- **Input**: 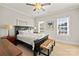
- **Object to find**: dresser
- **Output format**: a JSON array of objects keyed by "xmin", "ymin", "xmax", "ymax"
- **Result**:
[
  {"xmin": 0, "ymin": 39, "xmax": 22, "ymax": 56},
  {"xmin": 1, "ymin": 36, "xmax": 16, "ymax": 45}
]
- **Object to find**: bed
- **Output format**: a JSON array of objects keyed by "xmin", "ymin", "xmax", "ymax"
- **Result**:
[{"xmin": 15, "ymin": 26, "xmax": 49, "ymax": 56}]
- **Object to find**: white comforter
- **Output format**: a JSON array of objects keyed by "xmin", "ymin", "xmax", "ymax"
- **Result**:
[{"xmin": 17, "ymin": 33, "xmax": 48, "ymax": 50}]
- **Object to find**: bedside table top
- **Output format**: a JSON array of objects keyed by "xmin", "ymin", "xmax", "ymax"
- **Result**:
[{"xmin": 0, "ymin": 39, "xmax": 22, "ymax": 56}]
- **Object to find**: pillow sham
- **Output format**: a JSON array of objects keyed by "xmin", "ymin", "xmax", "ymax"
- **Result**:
[{"xmin": 18, "ymin": 30, "xmax": 34, "ymax": 34}]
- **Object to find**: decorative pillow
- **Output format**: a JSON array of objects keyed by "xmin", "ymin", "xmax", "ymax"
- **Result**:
[
  {"xmin": 18, "ymin": 29, "xmax": 34, "ymax": 35},
  {"xmin": 18, "ymin": 30, "xmax": 28, "ymax": 34}
]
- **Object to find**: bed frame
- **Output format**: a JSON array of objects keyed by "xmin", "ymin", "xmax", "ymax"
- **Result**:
[{"xmin": 15, "ymin": 26, "xmax": 48, "ymax": 56}]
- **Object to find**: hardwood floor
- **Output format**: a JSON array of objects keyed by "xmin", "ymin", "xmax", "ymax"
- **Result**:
[
  {"xmin": 17, "ymin": 41, "xmax": 79, "ymax": 56},
  {"xmin": 17, "ymin": 44, "xmax": 33, "ymax": 56},
  {"xmin": 51, "ymin": 41, "xmax": 79, "ymax": 56}
]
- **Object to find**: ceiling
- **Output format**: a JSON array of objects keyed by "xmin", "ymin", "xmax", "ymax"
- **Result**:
[{"xmin": 0, "ymin": 3, "xmax": 79, "ymax": 18}]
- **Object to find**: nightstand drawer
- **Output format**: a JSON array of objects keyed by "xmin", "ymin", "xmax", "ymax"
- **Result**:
[{"xmin": 7, "ymin": 37, "xmax": 16, "ymax": 44}]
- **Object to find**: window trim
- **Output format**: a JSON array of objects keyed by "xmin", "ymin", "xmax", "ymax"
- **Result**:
[{"xmin": 57, "ymin": 16, "xmax": 69, "ymax": 35}]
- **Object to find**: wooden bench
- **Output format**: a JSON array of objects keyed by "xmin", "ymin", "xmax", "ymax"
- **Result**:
[{"xmin": 39, "ymin": 39, "xmax": 55, "ymax": 56}]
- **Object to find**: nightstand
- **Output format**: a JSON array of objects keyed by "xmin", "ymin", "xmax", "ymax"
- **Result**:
[{"xmin": 1, "ymin": 36, "xmax": 16, "ymax": 45}]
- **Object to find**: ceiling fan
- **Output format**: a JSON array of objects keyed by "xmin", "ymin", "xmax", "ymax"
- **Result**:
[{"xmin": 26, "ymin": 3, "xmax": 51, "ymax": 11}]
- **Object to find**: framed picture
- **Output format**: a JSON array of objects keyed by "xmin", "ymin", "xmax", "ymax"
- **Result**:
[
  {"xmin": 48, "ymin": 20, "xmax": 54, "ymax": 29},
  {"xmin": 16, "ymin": 19, "xmax": 27, "ymax": 26}
]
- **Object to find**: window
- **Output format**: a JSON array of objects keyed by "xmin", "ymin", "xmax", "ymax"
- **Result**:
[{"xmin": 57, "ymin": 16, "xmax": 69, "ymax": 35}]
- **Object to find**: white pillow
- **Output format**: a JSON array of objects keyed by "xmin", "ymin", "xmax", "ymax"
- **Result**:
[
  {"xmin": 19, "ymin": 30, "xmax": 34, "ymax": 34},
  {"xmin": 18, "ymin": 30, "xmax": 23, "ymax": 34},
  {"xmin": 24, "ymin": 30, "xmax": 30, "ymax": 34},
  {"xmin": 28, "ymin": 30, "xmax": 34, "ymax": 33},
  {"xmin": 18, "ymin": 30, "xmax": 28, "ymax": 34}
]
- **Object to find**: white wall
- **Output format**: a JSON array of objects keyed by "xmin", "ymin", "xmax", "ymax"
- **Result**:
[
  {"xmin": 35, "ymin": 8, "xmax": 79, "ymax": 45},
  {"xmin": 0, "ymin": 5, "xmax": 34, "ymax": 36},
  {"xmin": 0, "ymin": 4, "xmax": 79, "ymax": 45}
]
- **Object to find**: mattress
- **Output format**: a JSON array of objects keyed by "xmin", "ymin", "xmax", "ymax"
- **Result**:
[{"xmin": 17, "ymin": 33, "xmax": 48, "ymax": 50}]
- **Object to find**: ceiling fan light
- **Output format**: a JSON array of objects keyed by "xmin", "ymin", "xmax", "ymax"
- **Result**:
[{"xmin": 35, "ymin": 3, "xmax": 42, "ymax": 11}]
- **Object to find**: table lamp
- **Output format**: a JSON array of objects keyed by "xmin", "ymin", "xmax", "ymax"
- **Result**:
[{"xmin": 3, "ymin": 24, "xmax": 13, "ymax": 36}]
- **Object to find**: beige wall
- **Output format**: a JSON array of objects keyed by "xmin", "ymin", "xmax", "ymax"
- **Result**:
[
  {"xmin": 35, "ymin": 8, "xmax": 79, "ymax": 45},
  {"xmin": 0, "ymin": 5, "xmax": 34, "ymax": 36}
]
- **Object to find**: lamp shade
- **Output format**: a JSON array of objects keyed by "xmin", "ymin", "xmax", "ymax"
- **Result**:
[{"xmin": 2, "ymin": 24, "xmax": 13, "ymax": 30}]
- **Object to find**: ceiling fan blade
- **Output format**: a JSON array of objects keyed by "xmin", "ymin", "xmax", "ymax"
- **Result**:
[
  {"xmin": 33, "ymin": 8, "xmax": 36, "ymax": 11},
  {"xmin": 26, "ymin": 3, "xmax": 35, "ymax": 6},
  {"xmin": 42, "ymin": 8, "xmax": 45, "ymax": 11},
  {"xmin": 41, "ymin": 3, "xmax": 51, "ymax": 6}
]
